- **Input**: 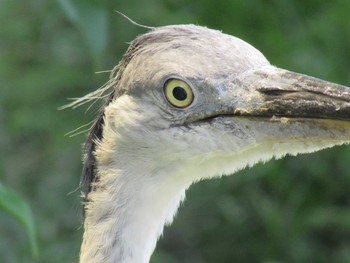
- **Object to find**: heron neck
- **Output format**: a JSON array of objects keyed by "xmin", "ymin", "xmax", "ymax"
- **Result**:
[{"xmin": 80, "ymin": 168, "xmax": 187, "ymax": 263}]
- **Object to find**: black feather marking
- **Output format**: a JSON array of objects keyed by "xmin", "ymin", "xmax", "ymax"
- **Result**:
[
  {"xmin": 80, "ymin": 93, "xmax": 114, "ymax": 202},
  {"xmin": 81, "ymin": 111, "xmax": 104, "ymax": 198}
]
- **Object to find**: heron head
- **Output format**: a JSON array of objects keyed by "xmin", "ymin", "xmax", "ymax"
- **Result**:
[
  {"xmin": 75, "ymin": 25, "xmax": 350, "ymax": 263},
  {"xmin": 83, "ymin": 25, "xmax": 350, "ymax": 193}
]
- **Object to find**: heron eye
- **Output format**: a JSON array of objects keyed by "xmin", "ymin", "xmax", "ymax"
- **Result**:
[{"xmin": 164, "ymin": 79, "xmax": 194, "ymax": 108}]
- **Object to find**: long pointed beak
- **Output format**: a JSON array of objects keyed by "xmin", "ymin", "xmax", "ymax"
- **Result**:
[
  {"xmin": 184, "ymin": 65, "xmax": 350, "ymax": 179},
  {"xmin": 231, "ymin": 66, "xmax": 350, "ymax": 121}
]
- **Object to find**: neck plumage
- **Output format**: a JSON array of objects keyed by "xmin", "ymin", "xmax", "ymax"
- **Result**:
[
  {"xmin": 80, "ymin": 166, "xmax": 188, "ymax": 263},
  {"xmin": 79, "ymin": 98, "xmax": 192, "ymax": 263}
]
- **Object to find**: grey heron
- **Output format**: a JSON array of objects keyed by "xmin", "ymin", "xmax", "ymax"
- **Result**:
[{"xmin": 74, "ymin": 25, "xmax": 350, "ymax": 263}]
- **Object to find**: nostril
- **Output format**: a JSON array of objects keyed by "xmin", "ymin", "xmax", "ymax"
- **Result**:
[{"xmin": 257, "ymin": 86, "xmax": 298, "ymax": 96}]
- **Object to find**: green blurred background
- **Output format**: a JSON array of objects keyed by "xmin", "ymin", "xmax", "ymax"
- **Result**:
[{"xmin": 1, "ymin": 0, "xmax": 350, "ymax": 262}]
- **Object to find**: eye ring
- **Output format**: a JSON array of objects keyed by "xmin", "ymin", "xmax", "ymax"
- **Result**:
[{"xmin": 163, "ymin": 79, "xmax": 194, "ymax": 108}]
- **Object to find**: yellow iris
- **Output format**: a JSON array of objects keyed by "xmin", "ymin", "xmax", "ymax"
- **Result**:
[{"xmin": 164, "ymin": 79, "xmax": 194, "ymax": 108}]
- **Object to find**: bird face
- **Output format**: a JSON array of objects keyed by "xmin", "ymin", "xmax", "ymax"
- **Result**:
[
  {"xmin": 78, "ymin": 25, "xmax": 350, "ymax": 263},
  {"xmin": 99, "ymin": 25, "xmax": 350, "ymax": 183}
]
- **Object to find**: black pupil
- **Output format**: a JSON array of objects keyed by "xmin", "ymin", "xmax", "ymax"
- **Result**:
[{"xmin": 172, "ymin": 86, "xmax": 187, "ymax": 101}]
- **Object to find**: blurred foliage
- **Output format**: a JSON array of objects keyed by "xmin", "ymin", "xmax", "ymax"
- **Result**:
[
  {"xmin": 1, "ymin": 0, "xmax": 350, "ymax": 262},
  {"xmin": 0, "ymin": 183, "xmax": 38, "ymax": 258}
]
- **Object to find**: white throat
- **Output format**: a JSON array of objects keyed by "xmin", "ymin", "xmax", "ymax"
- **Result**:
[{"xmin": 80, "ymin": 167, "xmax": 188, "ymax": 263}]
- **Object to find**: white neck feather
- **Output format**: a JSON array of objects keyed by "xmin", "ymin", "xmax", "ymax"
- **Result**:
[{"xmin": 80, "ymin": 167, "xmax": 188, "ymax": 263}]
